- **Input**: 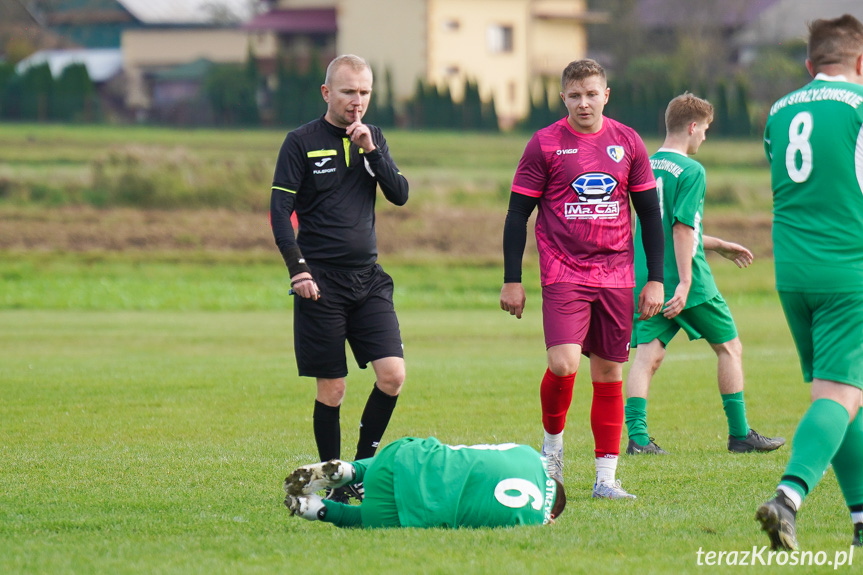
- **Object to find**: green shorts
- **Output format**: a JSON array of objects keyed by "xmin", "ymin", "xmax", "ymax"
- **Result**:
[
  {"xmin": 632, "ymin": 293, "xmax": 738, "ymax": 347},
  {"xmin": 778, "ymin": 291, "xmax": 863, "ymax": 388}
]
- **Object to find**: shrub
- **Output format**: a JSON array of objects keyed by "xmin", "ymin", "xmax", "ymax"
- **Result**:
[{"xmin": 90, "ymin": 146, "xmax": 270, "ymax": 210}]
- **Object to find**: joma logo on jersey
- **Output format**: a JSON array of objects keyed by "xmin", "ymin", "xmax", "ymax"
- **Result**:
[
  {"xmin": 314, "ymin": 158, "xmax": 332, "ymax": 167},
  {"xmin": 564, "ymin": 201, "xmax": 620, "ymax": 220}
]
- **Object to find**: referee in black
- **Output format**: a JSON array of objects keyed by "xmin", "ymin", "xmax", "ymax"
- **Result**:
[{"xmin": 270, "ymin": 54, "xmax": 409, "ymax": 503}]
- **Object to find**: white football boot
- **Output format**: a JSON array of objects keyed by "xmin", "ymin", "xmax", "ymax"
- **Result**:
[
  {"xmin": 284, "ymin": 459, "xmax": 355, "ymax": 496},
  {"xmin": 285, "ymin": 494, "xmax": 326, "ymax": 521}
]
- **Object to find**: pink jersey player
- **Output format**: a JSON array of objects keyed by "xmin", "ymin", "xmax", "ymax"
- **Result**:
[
  {"xmin": 500, "ymin": 59, "xmax": 665, "ymax": 501},
  {"xmin": 512, "ymin": 115, "xmax": 656, "ymax": 288}
]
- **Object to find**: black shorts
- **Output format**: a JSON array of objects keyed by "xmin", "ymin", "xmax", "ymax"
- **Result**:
[{"xmin": 294, "ymin": 264, "xmax": 403, "ymax": 378}]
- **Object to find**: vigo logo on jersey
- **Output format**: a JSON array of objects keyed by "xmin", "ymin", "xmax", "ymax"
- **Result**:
[{"xmin": 565, "ymin": 172, "xmax": 620, "ymax": 220}]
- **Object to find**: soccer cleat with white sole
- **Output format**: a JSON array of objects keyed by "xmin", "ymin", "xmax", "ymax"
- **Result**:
[
  {"xmin": 626, "ymin": 437, "xmax": 669, "ymax": 455},
  {"xmin": 592, "ymin": 479, "xmax": 637, "ymax": 500},
  {"xmin": 542, "ymin": 444, "xmax": 564, "ymax": 484},
  {"xmin": 284, "ymin": 493, "xmax": 326, "ymax": 521},
  {"xmin": 284, "ymin": 460, "xmax": 355, "ymax": 496}
]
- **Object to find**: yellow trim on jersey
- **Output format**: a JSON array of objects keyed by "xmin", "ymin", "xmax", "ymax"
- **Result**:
[
  {"xmin": 343, "ymin": 138, "xmax": 351, "ymax": 167},
  {"xmin": 272, "ymin": 185, "xmax": 297, "ymax": 194},
  {"xmin": 307, "ymin": 149, "xmax": 337, "ymax": 158}
]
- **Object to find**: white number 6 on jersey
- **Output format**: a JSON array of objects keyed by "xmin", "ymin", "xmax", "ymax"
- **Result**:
[{"xmin": 494, "ymin": 478, "xmax": 543, "ymax": 510}]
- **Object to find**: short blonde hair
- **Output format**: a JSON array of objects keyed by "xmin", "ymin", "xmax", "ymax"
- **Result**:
[
  {"xmin": 325, "ymin": 54, "xmax": 372, "ymax": 86},
  {"xmin": 561, "ymin": 59, "xmax": 606, "ymax": 91},
  {"xmin": 665, "ymin": 92, "xmax": 714, "ymax": 134}
]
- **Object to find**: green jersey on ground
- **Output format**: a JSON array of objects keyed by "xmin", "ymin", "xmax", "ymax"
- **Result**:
[
  {"xmin": 383, "ymin": 437, "xmax": 555, "ymax": 528},
  {"xmin": 634, "ymin": 148, "xmax": 718, "ymax": 307},
  {"xmin": 765, "ymin": 74, "xmax": 863, "ymax": 293}
]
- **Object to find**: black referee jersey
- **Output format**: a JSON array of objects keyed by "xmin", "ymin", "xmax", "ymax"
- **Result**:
[{"xmin": 271, "ymin": 116, "xmax": 409, "ymax": 272}]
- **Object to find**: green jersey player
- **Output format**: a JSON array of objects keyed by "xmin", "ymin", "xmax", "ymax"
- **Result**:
[
  {"xmin": 284, "ymin": 437, "xmax": 565, "ymax": 528},
  {"xmin": 756, "ymin": 14, "xmax": 863, "ymax": 551},
  {"xmin": 626, "ymin": 93, "xmax": 784, "ymax": 456}
]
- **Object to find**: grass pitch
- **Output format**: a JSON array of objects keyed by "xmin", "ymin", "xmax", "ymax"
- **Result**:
[{"xmin": 0, "ymin": 256, "xmax": 854, "ymax": 574}]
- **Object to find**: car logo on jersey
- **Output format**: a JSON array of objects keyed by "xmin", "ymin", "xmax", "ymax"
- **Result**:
[
  {"xmin": 314, "ymin": 158, "xmax": 332, "ymax": 167},
  {"xmin": 607, "ymin": 146, "xmax": 625, "ymax": 163},
  {"xmin": 566, "ymin": 172, "xmax": 620, "ymax": 220},
  {"xmin": 570, "ymin": 172, "xmax": 618, "ymax": 202}
]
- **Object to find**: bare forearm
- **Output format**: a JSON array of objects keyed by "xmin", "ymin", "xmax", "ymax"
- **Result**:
[
  {"xmin": 702, "ymin": 234, "xmax": 723, "ymax": 252},
  {"xmin": 672, "ymin": 223, "xmax": 695, "ymax": 289}
]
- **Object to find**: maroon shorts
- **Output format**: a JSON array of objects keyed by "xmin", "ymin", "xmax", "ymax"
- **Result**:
[{"xmin": 541, "ymin": 283, "xmax": 634, "ymax": 363}]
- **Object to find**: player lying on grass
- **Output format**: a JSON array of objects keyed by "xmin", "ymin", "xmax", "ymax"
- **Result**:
[
  {"xmin": 624, "ymin": 92, "xmax": 784, "ymax": 456},
  {"xmin": 284, "ymin": 436, "xmax": 566, "ymax": 528}
]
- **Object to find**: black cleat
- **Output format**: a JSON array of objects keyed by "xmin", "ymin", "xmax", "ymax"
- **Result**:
[
  {"xmin": 325, "ymin": 487, "xmax": 351, "ymax": 504},
  {"xmin": 626, "ymin": 437, "xmax": 669, "ymax": 455},
  {"xmin": 756, "ymin": 491, "xmax": 798, "ymax": 551},
  {"xmin": 342, "ymin": 482, "xmax": 365, "ymax": 502},
  {"xmin": 325, "ymin": 484, "xmax": 364, "ymax": 504},
  {"xmin": 729, "ymin": 429, "xmax": 785, "ymax": 453},
  {"xmin": 853, "ymin": 523, "xmax": 863, "ymax": 547}
]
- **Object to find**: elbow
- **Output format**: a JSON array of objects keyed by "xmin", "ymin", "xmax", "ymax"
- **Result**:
[{"xmin": 392, "ymin": 185, "xmax": 409, "ymax": 206}]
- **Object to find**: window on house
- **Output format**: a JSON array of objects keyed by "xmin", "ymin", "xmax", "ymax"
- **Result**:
[
  {"xmin": 487, "ymin": 24, "xmax": 513, "ymax": 53},
  {"xmin": 443, "ymin": 19, "xmax": 460, "ymax": 31}
]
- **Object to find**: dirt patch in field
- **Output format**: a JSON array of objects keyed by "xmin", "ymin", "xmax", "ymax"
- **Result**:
[{"xmin": 0, "ymin": 206, "xmax": 773, "ymax": 259}]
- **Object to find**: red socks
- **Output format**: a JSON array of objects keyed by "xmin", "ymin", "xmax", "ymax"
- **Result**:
[
  {"xmin": 540, "ymin": 368, "xmax": 575, "ymax": 434},
  {"xmin": 541, "ymin": 372, "xmax": 623, "ymax": 458},
  {"xmin": 591, "ymin": 381, "xmax": 623, "ymax": 458}
]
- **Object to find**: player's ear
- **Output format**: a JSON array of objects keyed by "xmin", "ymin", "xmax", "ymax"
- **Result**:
[
  {"xmin": 805, "ymin": 59, "xmax": 816, "ymax": 78},
  {"xmin": 321, "ymin": 83, "xmax": 330, "ymax": 103}
]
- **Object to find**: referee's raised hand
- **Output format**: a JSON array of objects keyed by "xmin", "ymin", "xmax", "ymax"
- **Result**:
[{"xmin": 346, "ymin": 118, "xmax": 376, "ymax": 152}]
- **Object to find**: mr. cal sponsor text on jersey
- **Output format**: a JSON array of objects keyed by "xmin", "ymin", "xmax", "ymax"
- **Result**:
[{"xmin": 564, "ymin": 171, "xmax": 621, "ymax": 220}]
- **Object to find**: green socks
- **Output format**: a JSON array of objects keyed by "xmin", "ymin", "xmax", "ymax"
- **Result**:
[
  {"xmin": 832, "ymin": 408, "xmax": 863, "ymax": 507},
  {"xmin": 321, "ymin": 499, "xmax": 363, "ymax": 528},
  {"xmin": 781, "ymin": 398, "xmax": 851, "ymax": 500},
  {"xmin": 625, "ymin": 397, "xmax": 649, "ymax": 446},
  {"xmin": 721, "ymin": 391, "xmax": 750, "ymax": 440}
]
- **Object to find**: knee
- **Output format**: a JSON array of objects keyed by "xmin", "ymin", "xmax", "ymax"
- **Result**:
[
  {"xmin": 548, "ymin": 357, "xmax": 578, "ymax": 378},
  {"xmin": 317, "ymin": 379, "xmax": 347, "ymax": 406},
  {"xmin": 547, "ymin": 345, "xmax": 581, "ymax": 377},
  {"xmin": 377, "ymin": 378, "xmax": 404, "ymax": 397},
  {"xmin": 375, "ymin": 363, "xmax": 405, "ymax": 396},
  {"xmin": 593, "ymin": 364, "xmax": 623, "ymax": 382},
  {"xmin": 715, "ymin": 338, "xmax": 743, "ymax": 361},
  {"xmin": 644, "ymin": 352, "xmax": 664, "ymax": 375}
]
